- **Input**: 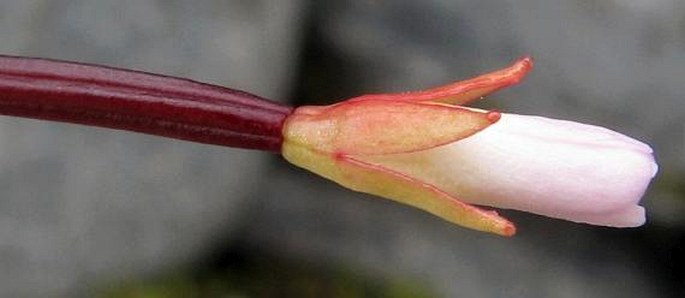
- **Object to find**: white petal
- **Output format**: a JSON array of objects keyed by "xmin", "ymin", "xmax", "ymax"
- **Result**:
[{"xmin": 368, "ymin": 113, "xmax": 658, "ymax": 227}]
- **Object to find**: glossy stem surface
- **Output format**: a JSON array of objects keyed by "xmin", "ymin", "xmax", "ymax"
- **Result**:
[{"xmin": 0, "ymin": 55, "xmax": 293, "ymax": 152}]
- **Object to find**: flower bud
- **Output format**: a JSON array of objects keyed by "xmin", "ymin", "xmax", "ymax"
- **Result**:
[{"xmin": 281, "ymin": 57, "xmax": 657, "ymax": 236}]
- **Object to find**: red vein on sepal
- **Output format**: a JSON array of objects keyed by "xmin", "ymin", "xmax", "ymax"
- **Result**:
[{"xmin": 0, "ymin": 55, "xmax": 293, "ymax": 152}]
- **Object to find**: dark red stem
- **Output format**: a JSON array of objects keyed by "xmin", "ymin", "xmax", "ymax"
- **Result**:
[{"xmin": 0, "ymin": 55, "xmax": 293, "ymax": 152}]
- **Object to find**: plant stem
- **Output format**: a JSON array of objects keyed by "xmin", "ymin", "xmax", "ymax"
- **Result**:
[{"xmin": 0, "ymin": 55, "xmax": 293, "ymax": 152}]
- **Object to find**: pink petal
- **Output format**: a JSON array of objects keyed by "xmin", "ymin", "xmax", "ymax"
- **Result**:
[{"xmin": 370, "ymin": 113, "xmax": 658, "ymax": 227}]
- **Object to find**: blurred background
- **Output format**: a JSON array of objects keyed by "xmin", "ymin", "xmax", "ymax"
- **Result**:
[{"xmin": 0, "ymin": 0, "xmax": 683, "ymax": 297}]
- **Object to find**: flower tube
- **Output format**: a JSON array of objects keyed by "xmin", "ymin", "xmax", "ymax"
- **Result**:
[
  {"xmin": 0, "ymin": 55, "xmax": 292, "ymax": 151},
  {"xmin": 281, "ymin": 57, "xmax": 658, "ymax": 236}
]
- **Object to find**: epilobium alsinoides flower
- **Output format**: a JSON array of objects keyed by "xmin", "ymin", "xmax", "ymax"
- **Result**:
[{"xmin": 0, "ymin": 55, "xmax": 657, "ymax": 236}]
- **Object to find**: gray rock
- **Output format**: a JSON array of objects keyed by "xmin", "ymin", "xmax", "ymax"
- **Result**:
[
  {"xmin": 1, "ymin": 0, "xmax": 681, "ymax": 297},
  {"xmin": 247, "ymin": 167, "xmax": 662, "ymax": 298},
  {"xmin": 242, "ymin": 1, "xmax": 681, "ymax": 297},
  {"xmin": 309, "ymin": 0, "xmax": 684, "ymax": 227},
  {"xmin": 0, "ymin": 0, "xmax": 304, "ymax": 296}
]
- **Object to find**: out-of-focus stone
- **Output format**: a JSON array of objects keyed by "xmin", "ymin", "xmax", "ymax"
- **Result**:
[
  {"xmin": 246, "ymin": 166, "xmax": 662, "ymax": 298},
  {"xmin": 243, "ymin": 1, "xmax": 682, "ymax": 297},
  {"xmin": 309, "ymin": 0, "xmax": 684, "ymax": 226},
  {"xmin": 0, "ymin": 0, "xmax": 304, "ymax": 296}
]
